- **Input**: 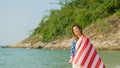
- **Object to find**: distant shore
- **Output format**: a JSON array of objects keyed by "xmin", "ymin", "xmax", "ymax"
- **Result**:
[{"xmin": 1, "ymin": 38, "xmax": 120, "ymax": 50}]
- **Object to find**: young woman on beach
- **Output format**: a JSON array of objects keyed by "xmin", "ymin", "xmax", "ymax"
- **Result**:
[{"xmin": 69, "ymin": 24, "xmax": 105, "ymax": 68}]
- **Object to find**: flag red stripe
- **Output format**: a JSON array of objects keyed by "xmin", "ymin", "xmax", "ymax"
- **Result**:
[
  {"xmin": 103, "ymin": 64, "xmax": 105, "ymax": 68},
  {"xmin": 95, "ymin": 58, "xmax": 101, "ymax": 68},
  {"xmin": 80, "ymin": 44, "xmax": 93, "ymax": 66},
  {"xmin": 74, "ymin": 38, "xmax": 89, "ymax": 63},
  {"xmin": 69, "ymin": 58, "xmax": 73, "ymax": 64},
  {"xmin": 87, "ymin": 50, "xmax": 97, "ymax": 68}
]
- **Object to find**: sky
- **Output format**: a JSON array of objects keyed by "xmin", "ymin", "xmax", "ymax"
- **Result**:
[{"xmin": 0, "ymin": 0, "xmax": 61, "ymax": 45}]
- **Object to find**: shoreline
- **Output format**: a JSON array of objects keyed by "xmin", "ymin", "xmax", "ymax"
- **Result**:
[
  {"xmin": 1, "ymin": 38, "xmax": 120, "ymax": 50},
  {"xmin": 1, "ymin": 45, "xmax": 120, "ymax": 50}
]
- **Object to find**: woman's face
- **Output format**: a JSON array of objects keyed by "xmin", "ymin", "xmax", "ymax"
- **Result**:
[{"xmin": 73, "ymin": 26, "xmax": 81, "ymax": 36}]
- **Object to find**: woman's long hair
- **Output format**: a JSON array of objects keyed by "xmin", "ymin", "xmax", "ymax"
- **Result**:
[{"xmin": 72, "ymin": 24, "xmax": 83, "ymax": 41}]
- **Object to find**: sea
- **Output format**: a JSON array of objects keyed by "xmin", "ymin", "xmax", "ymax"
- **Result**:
[{"xmin": 0, "ymin": 48, "xmax": 120, "ymax": 68}]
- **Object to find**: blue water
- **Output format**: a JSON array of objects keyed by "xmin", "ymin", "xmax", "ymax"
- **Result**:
[
  {"xmin": 0, "ymin": 48, "xmax": 71, "ymax": 68},
  {"xmin": 0, "ymin": 48, "xmax": 120, "ymax": 68}
]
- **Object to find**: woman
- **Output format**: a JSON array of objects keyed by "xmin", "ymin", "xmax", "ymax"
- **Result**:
[{"xmin": 69, "ymin": 24, "xmax": 105, "ymax": 68}]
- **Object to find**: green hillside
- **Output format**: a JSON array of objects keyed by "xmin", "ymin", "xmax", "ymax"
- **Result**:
[{"xmin": 23, "ymin": 0, "xmax": 120, "ymax": 44}]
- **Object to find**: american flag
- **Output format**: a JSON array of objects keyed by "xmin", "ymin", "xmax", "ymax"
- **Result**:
[
  {"xmin": 70, "ymin": 40, "xmax": 76, "ymax": 58},
  {"xmin": 69, "ymin": 35, "xmax": 105, "ymax": 68}
]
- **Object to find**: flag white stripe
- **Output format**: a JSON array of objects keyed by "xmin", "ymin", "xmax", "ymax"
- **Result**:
[
  {"xmin": 77, "ymin": 41, "xmax": 91, "ymax": 65},
  {"xmin": 83, "ymin": 47, "xmax": 95, "ymax": 68},
  {"xmin": 91, "ymin": 54, "xmax": 99, "ymax": 68},
  {"xmin": 73, "ymin": 37, "xmax": 87, "ymax": 63}
]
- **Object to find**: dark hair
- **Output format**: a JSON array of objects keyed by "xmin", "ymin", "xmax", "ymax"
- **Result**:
[{"xmin": 72, "ymin": 24, "xmax": 83, "ymax": 41}]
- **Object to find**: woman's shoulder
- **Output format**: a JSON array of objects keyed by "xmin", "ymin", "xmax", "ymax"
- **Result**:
[{"xmin": 72, "ymin": 39, "xmax": 76, "ymax": 43}]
